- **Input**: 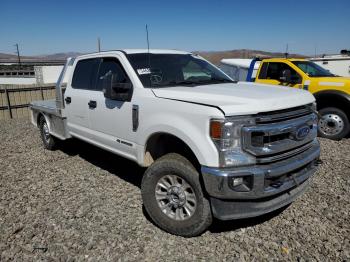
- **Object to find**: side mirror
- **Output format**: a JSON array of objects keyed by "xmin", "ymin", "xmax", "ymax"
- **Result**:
[
  {"xmin": 102, "ymin": 74, "xmax": 133, "ymax": 101},
  {"xmin": 280, "ymin": 69, "xmax": 291, "ymax": 83}
]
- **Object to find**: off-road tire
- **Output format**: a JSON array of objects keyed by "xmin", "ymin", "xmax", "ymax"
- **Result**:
[
  {"xmin": 39, "ymin": 116, "xmax": 57, "ymax": 150},
  {"xmin": 318, "ymin": 107, "xmax": 350, "ymax": 140},
  {"xmin": 141, "ymin": 153, "xmax": 212, "ymax": 237}
]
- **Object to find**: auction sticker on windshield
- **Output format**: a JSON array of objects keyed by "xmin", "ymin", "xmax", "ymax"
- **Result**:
[{"xmin": 137, "ymin": 68, "xmax": 151, "ymax": 75}]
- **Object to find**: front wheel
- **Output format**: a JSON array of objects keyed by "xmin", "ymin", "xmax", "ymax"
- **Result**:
[
  {"xmin": 141, "ymin": 153, "xmax": 212, "ymax": 237},
  {"xmin": 318, "ymin": 107, "xmax": 350, "ymax": 140}
]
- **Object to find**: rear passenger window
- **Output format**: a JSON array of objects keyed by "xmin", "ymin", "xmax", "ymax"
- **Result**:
[
  {"xmin": 96, "ymin": 58, "xmax": 130, "ymax": 91},
  {"xmin": 258, "ymin": 62, "xmax": 268, "ymax": 79},
  {"xmin": 72, "ymin": 59, "xmax": 99, "ymax": 90}
]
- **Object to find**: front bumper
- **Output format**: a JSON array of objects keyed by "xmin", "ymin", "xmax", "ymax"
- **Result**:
[{"xmin": 201, "ymin": 139, "xmax": 320, "ymax": 220}]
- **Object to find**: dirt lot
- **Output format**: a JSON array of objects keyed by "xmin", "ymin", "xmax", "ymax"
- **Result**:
[{"xmin": 0, "ymin": 119, "xmax": 349, "ymax": 261}]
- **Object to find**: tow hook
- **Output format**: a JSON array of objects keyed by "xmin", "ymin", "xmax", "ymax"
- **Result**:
[{"xmin": 315, "ymin": 159, "xmax": 323, "ymax": 166}]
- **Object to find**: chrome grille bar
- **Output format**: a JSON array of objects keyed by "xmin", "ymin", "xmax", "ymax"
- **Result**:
[
  {"xmin": 242, "ymin": 112, "xmax": 317, "ymax": 160},
  {"xmin": 256, "ymin": 104, "xmax": 313, "ymax": 124}
]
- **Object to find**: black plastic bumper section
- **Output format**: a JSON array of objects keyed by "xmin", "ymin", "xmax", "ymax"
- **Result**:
[
  {"xmin": 201, "ymin": 139, "xmax": 320, "ymax": 220},
  {"xmin": 210, "ymin": 178, "xmax": 310, "ymax": 220}
]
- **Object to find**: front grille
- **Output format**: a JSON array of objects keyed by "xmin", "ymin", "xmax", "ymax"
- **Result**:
[
  {"xmin": 255, "ymin": 104, "xmax": 313, "ymax": 124},
  {"xmin": 255, "ymin": 141, "xmax": 314, "ymax": 164},
  {"xmin": 242, "ymin": 105, "xmax": 317, "ymax": 164}
]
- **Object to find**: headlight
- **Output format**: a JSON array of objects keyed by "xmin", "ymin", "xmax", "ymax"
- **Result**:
[
  {"xmin": 311, "ymin": 102, "xmax": 317, "ymax": 111},
  {"xmin": 210, "ymin": 117, "xmax": 256, "ymax": 167}
]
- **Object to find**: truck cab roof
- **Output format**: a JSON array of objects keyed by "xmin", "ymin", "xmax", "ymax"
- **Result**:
[
  {"xmin": 76, "ymin": 49, "xmax": 191, "ymax": 60},
  {"xmin": 261, "ymin": 58, "xmax": 307, "ymax": 62}
]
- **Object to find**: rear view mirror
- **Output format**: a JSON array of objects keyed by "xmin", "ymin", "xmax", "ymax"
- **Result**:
[
  {"xmin": 103, "ymin": 74, "xmax": 133, "ymax": 101},
  {"xmin": 112, "ymin": 82, "xmax": 133, "ymax": 93}
]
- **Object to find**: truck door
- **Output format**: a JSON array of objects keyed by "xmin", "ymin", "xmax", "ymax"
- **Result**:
[
  {"xmin": 87, "ymin": 57, "xmax": 136, "ymax": 158},
  {"xmin": 64, "ymin": 58, "xmax": 99, "ymax": 139},
  {"xmin": 256, "ymin": 62, "xmax": 303, "ymax": 88}
]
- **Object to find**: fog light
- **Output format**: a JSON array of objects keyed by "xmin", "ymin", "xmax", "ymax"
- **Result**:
[
  {"xmin": 232, "ymin": 177, "xmax": 244, "ymax": 187},
  {"xmin": 229, "ymin": 175, "xmax": 253, "ymax": 192}
]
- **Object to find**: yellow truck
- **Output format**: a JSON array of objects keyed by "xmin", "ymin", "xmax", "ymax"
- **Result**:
[{"xmin": 245, "ymin": 58, "xmax": 350, "ymax": 140}]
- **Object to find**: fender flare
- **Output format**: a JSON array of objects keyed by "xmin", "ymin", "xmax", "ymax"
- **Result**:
[
  {"xmin": 313, "ymin": 90, "xmax": 350, "ymax": 111},
  {"xmin": 140, "ymin": 127, "xmax": 218, "ymax": 167},
  {"xmin": 313, "ymin": 90, "xmax": 350, "ymax": 102}
]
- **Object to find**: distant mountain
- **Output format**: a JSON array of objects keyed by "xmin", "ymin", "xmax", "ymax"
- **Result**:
[
  {"xmin": 0, "ymin": 53, "xmax": 16, "ymax": 59},
  {"xmin": 0, "ymin": 49, "xmax": 307, "ymax": 64},
  {"xmin": 37, "ymin": 52, "xmax": 83, "ymax": 60},
  {"xmin": 0, "ymin": 53, "xmax": 33, "ymax": 60},
  {"xmin": 0, "ymin": 52, "xmax": 83, "ymax": 62},
  {"xmin": 195, "ymin": 49, "xmax": 308, "ymax": 65}
]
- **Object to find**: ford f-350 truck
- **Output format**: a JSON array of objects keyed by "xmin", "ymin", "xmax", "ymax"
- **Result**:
[{"xmin": 30, "ymin": 49, "xmax": 320, "ymax": 237}]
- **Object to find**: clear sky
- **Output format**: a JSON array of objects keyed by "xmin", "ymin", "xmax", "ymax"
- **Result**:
[{"xmin": 1, "ymin": 0, "xmax": 349, "ymax": 56}]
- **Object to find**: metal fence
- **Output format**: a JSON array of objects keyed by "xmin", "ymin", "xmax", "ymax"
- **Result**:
[{"xmin": 0, "ymin": 84, "xmax": 56, "ymax": 120}]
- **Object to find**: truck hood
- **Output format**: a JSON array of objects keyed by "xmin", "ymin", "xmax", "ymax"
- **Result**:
[{"xmin": 152, "ymin": 82, "xmax": 315, "ymax": 116}]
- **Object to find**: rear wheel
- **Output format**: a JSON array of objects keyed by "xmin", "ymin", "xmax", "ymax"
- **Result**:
[
  {"xmin": 141, "ymin": 153, "xmax": 212, "ymax": 237},
  {"xmin": 318, "ymin": 107, "xmax": 350, "ymax": 140},
  {"xmin": 39, "ymin": 116, "xmax": 57, "ymax": 150}
]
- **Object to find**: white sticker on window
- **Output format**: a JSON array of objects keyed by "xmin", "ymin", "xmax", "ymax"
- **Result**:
[{"xmin": 137, "ymin": 68, "xmax": 151, "ymax": 75}]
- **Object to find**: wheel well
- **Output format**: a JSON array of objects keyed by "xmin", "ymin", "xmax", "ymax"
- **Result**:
[
  {"xmin": 315, "ymin": 93, "xmax": 350, "ymax": 118},
  {"xmin": 144, "ymin": 133, "xmax": 201, "ymax": 171}
]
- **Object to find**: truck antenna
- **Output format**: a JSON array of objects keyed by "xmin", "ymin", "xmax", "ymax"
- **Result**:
[
  {"xmin": 146, "ymin": 24, "xmax": 150, "ymax": 54},
  {"xmin": 146, "ymin": 24, "xmax": 152, "ymax": 87},
  {"xmin": 284, "ymin": 43, "xmax": 289, "ymax": 58}
]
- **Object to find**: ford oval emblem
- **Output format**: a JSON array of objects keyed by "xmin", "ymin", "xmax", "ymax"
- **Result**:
[{"xmin": 296, "ymin": 126, "xmax": 310, "ymax": 140}]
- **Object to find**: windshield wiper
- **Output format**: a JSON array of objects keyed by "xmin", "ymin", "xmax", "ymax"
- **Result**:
[
  {"xmin": 198, "ymin": 78, "xmax": 236, "ymax": 84},
  {"xmin": 152, "ymin": 78, "xmax": 235, "ymax": 88},
  {"xmin": 213, "ymin": 78, "xmax": 235, "ymax": 83},
  {"xmin": 164, "ymin": 80, "xmax": 199, "ymax": 87}
]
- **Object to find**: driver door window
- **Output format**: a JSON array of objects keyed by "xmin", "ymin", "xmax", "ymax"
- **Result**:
[
  {"xmin": 96, "ymin": 58, "xmax": 130, "ymax": 91},
  {"xmin": 257, "ymin": 62, "xmax": 301, "ymax": 87}
]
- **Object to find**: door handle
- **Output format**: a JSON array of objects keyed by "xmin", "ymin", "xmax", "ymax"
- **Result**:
[
  {"xmin": 88, "ymin": 100, "xmax": 97, "ymax": 108},
  {"xmin": 65, "ymin": 96, "xmax": 71, "ymax": 104}
]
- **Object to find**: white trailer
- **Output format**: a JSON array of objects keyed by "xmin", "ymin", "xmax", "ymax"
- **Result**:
[
  {"xmin": 0, "ymin": 65, "xmax": 65, "ymax": 85},
  {"xmin": 310, "ymin": 50, "xmax": 350, "ymax": 77}
]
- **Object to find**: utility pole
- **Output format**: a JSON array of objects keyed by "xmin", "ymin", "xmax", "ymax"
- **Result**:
[
  {"xmin": 314, "ymin": 44, "xmax": 317, "ymax": 58},
  {"xmin": 97, "ymin": 37, "xmax": 101, "ymax": 52},
  {"xmin": 15, "ymin": 43, "xmax": 21, "ymax": 68}
]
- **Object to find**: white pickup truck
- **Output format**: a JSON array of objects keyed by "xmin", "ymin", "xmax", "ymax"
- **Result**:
[{"xmin": 30, "ymin": 49, "xmax": 320, "ymax": 237}]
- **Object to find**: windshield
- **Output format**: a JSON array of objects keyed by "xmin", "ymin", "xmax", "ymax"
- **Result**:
[
  {"xmin": 292, "ymin": 61, "xmax": 335, "ymax": 77},
  {"xmin": 127, "ymin": 53, "xmax": 234, "ymax": 88}
]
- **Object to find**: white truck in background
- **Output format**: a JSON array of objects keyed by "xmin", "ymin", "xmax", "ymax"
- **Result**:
[
  {"xmin": 30, "ymin": 49, "xmax": 320, "ymax": 237},
  {"xmin": 310, "ymin": 50, "xmax": 350, "ymax": 77},
  {"xmin": 220, "ymin": 58, "xmax": 261, "ymax": 81}
]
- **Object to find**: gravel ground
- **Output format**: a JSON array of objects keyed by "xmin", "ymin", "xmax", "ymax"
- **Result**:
[{"xmin": 0, "ymin": 119, "xmax": 349, "ymax": 261}]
